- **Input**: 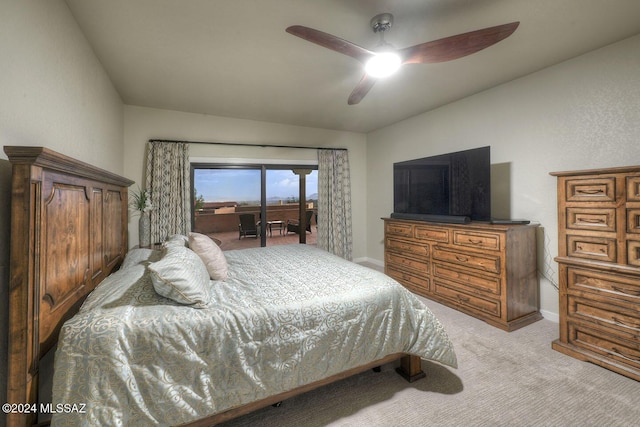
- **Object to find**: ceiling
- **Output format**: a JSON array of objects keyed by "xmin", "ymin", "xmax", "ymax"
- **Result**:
[{"xmin": 65, "ymin": 0, "xmax": 640, "ymax": 133}]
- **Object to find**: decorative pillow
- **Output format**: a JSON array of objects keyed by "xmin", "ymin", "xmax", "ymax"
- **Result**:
[
  {"xmin": 147, "ymin": 245, "xmax": 212, "ymax": 308},
  {"xmin": 188, "ymin": 232, "xmax": 228, "ymax": 281},
  {"xmin": 164, "ymin": 234, "xmax": 190, "ymax": 248},
  {"xmin": 121, "ymin": 248, "xmax": 161, "ymax": 269}
]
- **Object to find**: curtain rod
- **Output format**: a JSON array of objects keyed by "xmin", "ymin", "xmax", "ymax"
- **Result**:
[{"xmin": 148, "ymin": 139, "xmax": 347, "ymax": 151}]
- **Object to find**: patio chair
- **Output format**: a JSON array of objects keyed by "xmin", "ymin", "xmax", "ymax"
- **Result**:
[
  {"xmin": 238, "ymin": 213, "xmax": 259, "ymax": 239},
  {"xmin": 286, "ymin": 210, "xmax": 313, "ymax": 235}
]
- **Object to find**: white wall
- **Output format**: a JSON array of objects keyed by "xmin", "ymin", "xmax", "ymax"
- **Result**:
[
  {"xmin": 0, "ymin": 0, "xmax": 124, "ymax": 420},
  {"xmin": 123, "ymin": 105, "xmax": 368, "ymax": 257},
  {"xmin": 366, "ymin": 34, "xmax": 640, "ymax": 319},
  {"xmin": 0, "ymin": 0, "xmax": 124, "ymax": 170}
]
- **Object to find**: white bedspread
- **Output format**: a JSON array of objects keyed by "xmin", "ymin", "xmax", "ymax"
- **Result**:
[{"xmin": 52, "ymin": 244, "xmax": 456, "ymax": 426}]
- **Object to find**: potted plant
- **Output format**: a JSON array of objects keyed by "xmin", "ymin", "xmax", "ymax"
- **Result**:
[{"xmin": 130, "ymin": 186, "xmax": 153, "ymax": 247}]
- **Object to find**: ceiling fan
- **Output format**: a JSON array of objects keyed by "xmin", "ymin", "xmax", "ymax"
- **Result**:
[{"xmin": 286, "ymin": 14, "xmax": 519, "ymax": 105}]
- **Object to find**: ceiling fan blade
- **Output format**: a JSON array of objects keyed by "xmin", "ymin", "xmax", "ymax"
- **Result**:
[
  {"xmin": 400, "ymin": 21, "xmax": 520, "ymax": 64},
  {"xmin": 348, "ymin": 74, "xmax": 377, "ymax": 105},
  {"xmin": 286, "ymin": 25, "xmax": 374, "ymax": 63}
]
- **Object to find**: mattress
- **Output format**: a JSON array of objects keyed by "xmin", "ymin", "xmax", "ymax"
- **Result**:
[{"xmin": 52, "ymin": 244, "xmax": 457, "ymax": 426}]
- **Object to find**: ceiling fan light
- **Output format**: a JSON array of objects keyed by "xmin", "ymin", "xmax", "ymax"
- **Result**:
[{"xmin": 365, "ymin": 52, "xmax": 401, "ymax": 78}]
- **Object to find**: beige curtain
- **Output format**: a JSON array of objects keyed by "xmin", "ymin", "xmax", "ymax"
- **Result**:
[
  {"xmin": 145, "ymin": 141, "xmax": 191, "ymax": 243},
  {"xmin": 317, "ymin": 149, "xmax": 353, "ymax": 260}
]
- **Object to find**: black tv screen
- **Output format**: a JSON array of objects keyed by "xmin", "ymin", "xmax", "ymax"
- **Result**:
[{"xmin": 393, "ymin": 146, "xmax": 491, "ymax": 222}]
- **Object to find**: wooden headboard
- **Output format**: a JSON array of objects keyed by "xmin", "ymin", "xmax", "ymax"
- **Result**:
[{"xmin": 4, "ymin": 146, "xmax": 134, "ymax": 426}]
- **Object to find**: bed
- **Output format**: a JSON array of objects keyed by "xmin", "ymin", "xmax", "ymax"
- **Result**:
[{"xmin": 4, "ymin": 146, "xmax": 457, "ymax": 427}]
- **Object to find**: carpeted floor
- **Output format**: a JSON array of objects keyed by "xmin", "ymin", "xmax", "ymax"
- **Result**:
[{"xmin": 220, "ymin": 286, "xmax": 640, "ymax": 426}]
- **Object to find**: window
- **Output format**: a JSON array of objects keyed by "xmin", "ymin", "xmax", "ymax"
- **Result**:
[{"xmin": 191, "ymin": 163, "xmax": 317, "ymax": 249}]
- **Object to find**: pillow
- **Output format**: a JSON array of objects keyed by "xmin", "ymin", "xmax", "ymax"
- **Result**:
[
  {"xmin": 147, "ymin": 245, "xmax": 212, "ymax": 308},
  {"xmin": 164, "ymin": 234, "xmax": 189, "ymax": 248},
  {"xmin": 121, "ymin": 248, "xmax": 161, "ymax": 269},
  {"xmin": 188, "ymin": 232, "xmax": 228, "ymax": 281}
]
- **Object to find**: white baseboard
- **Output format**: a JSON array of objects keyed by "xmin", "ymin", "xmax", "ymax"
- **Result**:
[
  {"xmin": 540, "ymin": 309, "xmax": 559, "ymax": 323},
  {"xmin": 354, "ymin": 257, "xmax": 384, "ymax": 268}
]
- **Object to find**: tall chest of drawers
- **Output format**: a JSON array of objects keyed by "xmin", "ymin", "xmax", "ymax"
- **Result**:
[
  {"xmin": 551, "ymin": 166, "xmax": 640, "ymax": 381},
  {"xmin": 383, "ymin": 218, "xmax": 542, "ymax": 331}
]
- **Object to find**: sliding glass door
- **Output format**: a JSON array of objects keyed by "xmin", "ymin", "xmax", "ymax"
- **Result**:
[
  {"xmin": 193, "ymin": 167, "xmax": 262, "ymax": 249},
  {"xmin": 265, "ymin": 169, "xmax": 318, "ymax": 242},
  {"xmin": 191, "ymin": 164, "xmax": 317, "ymax": 250}
]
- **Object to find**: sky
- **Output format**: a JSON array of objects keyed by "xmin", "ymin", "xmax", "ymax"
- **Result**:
[{"xmin": 194, "ymin": 168, "xmax": 318, "ymax": 203}]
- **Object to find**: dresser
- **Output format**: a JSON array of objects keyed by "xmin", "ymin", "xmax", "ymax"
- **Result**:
[
  {"xmin": 383, "ymin": 218, "xmax": 542, "ymax": 331},
  {"xmin": 551, "ymin": 166, "xmax": 640, "ymax": 381}
]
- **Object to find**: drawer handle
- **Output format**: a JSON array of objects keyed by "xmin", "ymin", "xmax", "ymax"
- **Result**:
[
  {"xmin": 579, "ymin": 218, "xmax": 605, "ymax": 224},
  {"xmin": 457, "ymin": 295, "xmax": 470, "ymax": 303},
  {"xmin": 576, "ymin": 189, "xmax": 604, "ymax": 195},
  {"xmin": 611, "ymin": 285, "xmax": 640, "ymax": 297},
  {"xmin": 467, "ymin": 239, "xmax": 483, "ymax": 245},
  {"xmin": 611, "ymin": 346, "xmax": 640, "ymax": 362},
  {"xmin": 455, "ymin": 255, "xmax": 469, "ymax": 262}
]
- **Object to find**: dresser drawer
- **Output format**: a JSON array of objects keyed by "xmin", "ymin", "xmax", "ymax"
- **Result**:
[
  {"xmin": 627, "ymin": 209, "xmax": 640, "ymax": 234},
  {"xmin": 434, "ymin": 281, "xmax": 500, "ymax": 317},
  {"xmin": 433, "ymin": 263, "xmax": 501, "ymax": 296},
  {"xmin": 567, "ymin": 322, "xmax": 640, "ymax": 371},
  {"xmin": 627, "ymin": 176, "xmax": 640, "ymax": 202},
  {"xmin": 453, "ymin": 230, "xmax": 501, "ymax": 251},
  {"xmin": 432, "ymin": 246, "xmax": 501, "ymax": 274},
  {"xmin": 387, "ymin": 267, "xmax": 430, "ymax": 294},
  {"xmin": 566, "ymin": 208, "xmax": 616, "ymax": 232},
  {"xmin": 628, "ymin": 240, "xmax": 640, "ymax": 267},
  {"xmin": 567, "ymin": 235, "xmax": 617, "ymax": 263},
  {"xmin": 386, "ymin": 238, "xmax": 429, "ymax": 258},
  {"xmin": 565, "ymin": 177, "xmax": 616, "ymax": 203},
  {"xmin": 567, "ymin": 267, "xmax": 640, "ymax": 305},
  {"xmin": 385, "ymin": 222, "xmax": 413, "ymax": 238},
  {"xmin": 567, "ymin": 295, "xmax": 640, "ymax": 336},
  {"xmin": 386, "ymin": 252, "xmax": 429, "ymax": 275},
  {"xmin": 414, "ymin": 225, "xmax": 449, "ymax": 243}
]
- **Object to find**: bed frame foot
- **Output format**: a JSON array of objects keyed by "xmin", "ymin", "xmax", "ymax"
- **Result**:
[
  {"xmin": 272, "ymin": 401, "xmax": 283, "ymax": 408},
  {"xmin": 396, "ymin": 355, "xmax": 426, "ymax": 383}
]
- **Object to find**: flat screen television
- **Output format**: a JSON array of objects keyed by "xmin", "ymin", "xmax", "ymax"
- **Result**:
[{"xmin": 392, "ymin": 146, "xmax": 491, "ymax": 223}]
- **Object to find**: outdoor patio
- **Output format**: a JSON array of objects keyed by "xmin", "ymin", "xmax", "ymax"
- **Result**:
[{"xmin": 205, "ymin": 226, "xmax": 317, "ymax": 251}]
